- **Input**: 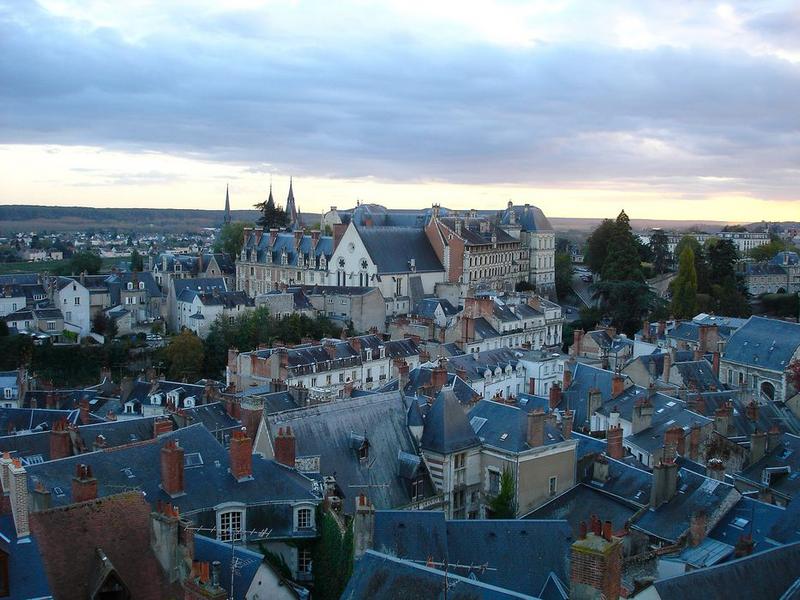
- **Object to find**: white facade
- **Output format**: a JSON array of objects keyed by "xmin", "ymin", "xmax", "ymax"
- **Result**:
[{"xmin": 54, "ymin": 279, "xmax": 91, "ymax": 338}]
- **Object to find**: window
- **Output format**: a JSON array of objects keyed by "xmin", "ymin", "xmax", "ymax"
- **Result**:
[
  {"xmin": 47, "ymin": 321, "xmax": 55, "ymax": 331},
  {"xmin": 454, "ymin": 453, "xmax": 466, "ymax": 470},
  {"xmin": 548, "ymin": 476, "xmax": 558, "ymax": 496},
  {"xmin": 3, "ymin": 389, "xmax": 11, "ymax": 399},
  {"xmin": 489, "ymin": 470, "xmax": 500, "ymax": 495},
  {"xmin": 298, "ymin": 549, "xmax": 312, "ymax": 574},
  {"xmin": 74, "ymin": 297, "xmax": 80, "ymax": 305},
  {"xmin": 219, "ymin": 510, "xmax": 243, "ymax": 542},
  {"xmin": 297, "ymin": 507, "xmax": 313, "ymax": 529},
  {"xmin": 413, "ymin": 478, "xmax": 424, "ymax": 501}
]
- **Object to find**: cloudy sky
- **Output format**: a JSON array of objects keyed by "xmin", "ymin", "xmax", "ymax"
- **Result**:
[{"xmin": 1, "ymin": 1, "xmax": 798, "ymax": 221}]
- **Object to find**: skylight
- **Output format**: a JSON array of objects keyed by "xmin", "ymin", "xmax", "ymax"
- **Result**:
[
  {"xmin": 470, "ymin": 416, "xmax": 488, "ymax": 433},
  {"xmin": 184, "ymin": 452, "xmax": 204, "ymax": 467}
]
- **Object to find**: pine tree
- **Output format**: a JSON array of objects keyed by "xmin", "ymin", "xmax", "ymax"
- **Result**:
[
  {"xmin": 488, "ymin": 468, "xmax": 516, "ymax": 518},
  {"xmin": 671, "ymin": 245, "xmax": 698, "ymax": 319},
  {"xmin": 254, "ymin": 186, "xmax": 289, "ymax": 229},
  {"xmin": 649, "ymin": 230, "xmax": 670, "ymax": 274},
  {"xmin": 601, "ymin": 210, "xmax": 643, "ymax": 282}
]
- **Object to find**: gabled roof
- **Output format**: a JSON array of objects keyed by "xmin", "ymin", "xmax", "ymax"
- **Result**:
[
  {"xmin": 722, "ymin": 316, "xmax": 800, "ymax": 373},
  {"xmin": 421, "ymin": 389, "xmax": 481, "ymax": 454},
  {"xmin": 267, "ymin": 391, "xmax": 431, "ymax": 511},
  {"xmin": 652, "ymin": 541, "xmax": 800, "ymax": 600},
  {"xmin": 0, "ymin": 407, "xmax": 79, "ymax": 435},
  {"xmin": 193, "ymin": 535, "xmax": 266, "ymax": 600},
  {"xmin": 467, "ymin": 400, "xmax": 567, "ymax": 452},
  {"xmin": 709, "ymin": 496, "xmax": 789, "ymax": 552},
  {"xmin": 738, "ymin": 433, "xmax": 800, "ymax": 500},
  {"xmin": 500, "ymin": 204, "xmax": 554, "ymax": 232},
  {"xmin": 355, "ymin": 225, "xmax": 444, "ymax": 274},
  {"xmin": 172, "ymin": 277, "xmax": 226, "ymax": 298}
]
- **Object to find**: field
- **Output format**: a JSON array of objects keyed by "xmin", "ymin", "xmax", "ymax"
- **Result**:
[{"xmin": 0, "ymin": 257, "xmax": 127, "ymax": 275}]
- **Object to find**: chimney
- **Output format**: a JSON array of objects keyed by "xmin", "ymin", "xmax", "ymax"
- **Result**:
[
  {"xmin": 160, "ymin": 440, "xmax": 185, "ymax": 498},
  {"xmin": 229, "ymin": 428, "xmax": 253, "ymax": 482},
  {"xmin": 606, "ymin": 425, "xmax": 624, "ymax": 460},
  {"xmin": 527, "ymin": 409, "xmax": 545, "ymax": 448},
  {"xmin": 72, "ymin": 464, "xmax": 97, "ymax": 503},
  {"xmin": 706, "ymin": 458, "xmax": 725, "ymax": 481},
  {"xmin": 93, "ymin": 434, "xmax": 107, "ymax": 451},
  {"xmin": 711, "ymin": 352, "xmax": 720, "ymax": 378},
  {"xmin": 592, "ymin": 455, "xmax": 609, "ymax": 483},
  {"xmin": 154, "ymin": 416, "xmax": 173, "ymax": 437},
  {"xmin": 570, "ymin": 516, "xmax": 623, "ymax": 600},
  {"xmin": 746, "ymin": 400, "xmax": 759, "ymax": 423},
  {"xmin": 714, "ymin": 405, "xmax": 731, "ymax": 437},
  {"xmin": 274, "ymin": 426, "xmax": 297, "ymax": 468},
  {"xmin": 549, "ymin": 383, "xmax": 562, "ymax": 410},
  {"xmin": 350, "ymin": 336, "xmax": 362, "ymax": 353},
  {"xmin": 572, "ymin": 329, "xmax": 584, "ymax": 357},
  {"xmin": 663, "ymin": 425, "xmax": 685, "ymax": 458},
  {"xmin": 398, "ymin": 360, "xmax": 411, "ymax": 390},
  {"xmin": 734, "ymin": 534, "xmax": 755, "ymax": 558},
  {"xmin": 49, "ymin": 418, "xmax": 72, "ymax": 460},
  {"xmin": 31, "ymin": 481, "xmax": 52, "ymax": 512},
  {"xmin": 642, "ymin": 319, "xmax": 650, "ymax": 342},
  {"xmin": 611, "ymin": 373, "xmax": 625, "ymax": 398},
  {"xmin": 690, "ymin": 510, "xmax": 708, "ymax": 547},
  {"xmin": 8, "ymin": 459, "xmax": 30, "ymax": 537},
  {"xmin": 587, "ymin": 388, "xmax": 603, "ymax": 429},
  {"xmin": 79, "ymin": 397, "xmax": 91, "ymax": 424},
  {"xmin": 324, "ymin": 341, "xmax": 336, "ymax": 361},
  {"xmin": 353, "ymin": 494, "xmax": 375, "ymax": 559},
  {"xmin": 657, "ymin": 320, "xmax": 667, "ymax": 338},
  {"xmin": 689, "ymin": 423, "xmax": 702, "ymax": 461},
  {"xmin": 430, "ymin": 358, "xmax": 448, "ymax": 392},
  {"xmin": 662, "ymin": 351, "xmax": 671, "ymax": 383},
  {"xmin": 631, "ymin": 397, "xmax": 653, "ymax": 434},
  {"xmin": 562, "ymin": 409, "xmax": 573, "ymax": 440},
  {"xmin": 750, "ymin": 430, "xmax": 767, "ymax": 464},
  {"xmin": 767, "ymin": 424, "xmax": 782, "ymax": 452},
  {"xmin": 455, "ymin": 365, "xmax": 467, "ymax": 383},
  {"xmin": 563, "ymin": 360, "xmax": 575, "ymax": 389},
  {"xmin": 650, "ymin": 459, "xmax": 679, "ymax": 508}
]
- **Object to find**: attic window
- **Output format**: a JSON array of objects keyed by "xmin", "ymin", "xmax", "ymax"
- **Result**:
[
  {"xmin": 122, "ymin": 468, "xmax": 135, "ymax": 479},
  {"xmin": 732, "ymin": 517, "xmax": 749, "ymax": 529},
  {"xmin": 666, "ymin": 401, "xmax": 676, "ymax": 407},
  {"xmin": 54, "ymin": 486, "xmax": 65, "ymax": 497},
  {"xmin": 22, "ymin": 454, "xmax": 44, "ymax": 465},
  {"xmin": 499, "ymin": 433, "xmax": 509, "ymax": 441},
  {"xmin": 184, "ymin": 452, "xmax": 204, "ymax": 467}
]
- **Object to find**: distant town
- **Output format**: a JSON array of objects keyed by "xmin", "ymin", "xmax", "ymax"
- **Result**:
[{"xmin": 1, "ymin": 183, "xmax": 799, "ymax": 599}]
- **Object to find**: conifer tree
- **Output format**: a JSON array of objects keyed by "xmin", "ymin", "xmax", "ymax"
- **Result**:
[{"xmin": 671, "ymin": 245, "xmax": 698, "ymax": 318}]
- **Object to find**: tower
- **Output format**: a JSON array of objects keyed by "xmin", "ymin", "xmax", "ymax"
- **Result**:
[
  {"xmin": 285, "ymin": 177, "xmax": 298, "ymax": 228},
  {"xmin": 223, "ymin": 185, "xmax": 231, "ymax": 226}
]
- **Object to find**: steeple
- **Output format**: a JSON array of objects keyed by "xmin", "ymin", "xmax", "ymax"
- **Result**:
[
  {"xmin": 286, "ymin": 176, "xmax": 298, "ymax": 227},
  {"xmin": 223, "ymin": 184, "xmax": 231, "ymax": 225},
  {"xmin": 266, "ymin": 181, "xmax": 275, "ymax": 210}
]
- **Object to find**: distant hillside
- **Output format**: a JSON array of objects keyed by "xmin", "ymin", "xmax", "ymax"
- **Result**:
[
  {"xmin": 0, "ymin": 205, "xmax": 262, "ymax": 233},
  {"xmin": 548, "ymin": 217, "xmax": 739, "ymax": 232}
]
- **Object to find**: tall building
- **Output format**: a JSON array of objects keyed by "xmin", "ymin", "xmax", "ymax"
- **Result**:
[
  {"xmin": 223, "ymin": 184, "xmax": 231, "ymax": 225},
  {"xmin": 500, "ymin": 201, "xmax": 556, "ymax": 298}
]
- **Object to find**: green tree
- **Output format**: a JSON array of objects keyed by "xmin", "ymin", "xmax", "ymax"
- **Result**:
[
  {"xmin": 670, "ymin": 246, "xmax": 698, "ymax": 318},
  {"xmin": 515, "ymin": 281, "xmax": 535, "ymax": 292},
  {"xmin": 584, "ymin": 219, "xmax": 616, "ymax": 274},
  {"xmin": 65, "ymin": 250, "xmax": 102, "ymax": 275},
  {"xmin": 601, "ymin": 211, "xmax": 643, "ymax": 282},
  {"xmin": 129, "ymin": 249, "xmax": 144, "ymax": 272},
  {"xmin": 213, "ymin": 222, "xmax": 250, "ymax": 258},
  {"xmin": 749, "ymin": 237, "xmax": 795, "ymax": 262},
  {"xmin": 675, "ymin": 236, "xmax": 710, "ymax": 294},
  {"xmin": 555, "ymin": 252, "xmax": 573, "ymax": 300},
  {"xmin": 92, "ymin": 312, "xmax": 118, "ymax": 339},
  {"xmin": 592, "ymin": 280, "xmax": 659, "ymax": 336},
  {"xmin": 164, "ymin": 330, "xmax": 204, "ymax": 381},
  {"xmin": 254, "ymin": 189, "xmax": 289, "ymax": 229},
  {"xmin": 707, "ymin": 239, "xmax": 739, "ymax": 286},
  {"xmin": 649, "ymin": 230, "xmax": 671, "ymax": 274},
  {"xmin": 312, "ymin": 508, "xmax": 352, "ymax": 600},
  {"xmin": 488, "ymin": 468, "xmax": 516, "ymax": 518}
]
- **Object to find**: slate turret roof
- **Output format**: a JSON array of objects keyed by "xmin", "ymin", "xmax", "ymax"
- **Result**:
[{"xmin": 420, "ymin": 388, "xmax": 481, "ymax": 454}]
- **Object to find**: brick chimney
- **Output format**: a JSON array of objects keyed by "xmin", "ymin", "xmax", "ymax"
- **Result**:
[
  {"xmin": 587, "ymin": 388, "xmax": 603, "ymax": 428},
  {"xmin": 662, "ymin": 351, "xmax": 671, "ymax": 383},
  {"xmin": 572, "ymin": 329, "xmax": 584, "ymax": 357},
  {"xmin": 274, "ymin": 426, "xmax": 296, "ymax": 468},
  {"xmin": 706, "ymin": 458, "xmax": 725, "ymax": 481},
  {"xmin": 563, "ymin": 360, "xmax": 575, "ymax": 389},
  {"xmin": 49, "ymin": 418, "xmax": 72, "ymax": 460},
  {"xmin": 606, "ymin": 425, "xmax": 624, "ymax": 460},
  {"xmin": 72, "ymin": 464, "xmax": 97, "ymax": 503},
  {"xmin": 562, "ymin": 410, "xmax": 573, "ymax": 440},
  {"xmin": 7, "ymin": 459, "xmax": 30, "ymax": 537},
  {"xmin": 611, "ymin": 373, "xmax": 625, "ymax": 398},
  {"xmin": 570, "ymin": 515, "xmax": 623, "ymax": 600},
  {"xmin": 650, "ymin": 458, "xmax": 679, "ymax": 508},
  {"xmin": 750, "ymin": 430, "xmax": 767, "ymax": 464},
  {"xmin": 690, "ymin": 510, "xmax": 708, "ymax": 547},
  {"xmin": 642, "ymin": 319, "xmax": 651, "ymax": 342},
  {"xmin": 592, "ymin": 455, "xmax": 609, "ymax": 483},
  {"xmin": 711, "ymin": 352, "xmax": 720, "ymax": 378},
  {"xmin": 745, "ymin": 400, "xmax": 759, "ymax": 423},
  {"xmin": 430, "ymin": 358, "xmax": 448, "ymax": 392},
  {"xmin": 689, "ymin": 423, "xmax": 702, "ymax": 461},
  {"xmin": 229, "ymin": 428, "xmax": 253, "ymax": 482},
  {"xmin": 767, "ymin": 424, "xmax": 782, "ymax": 452},
  {"xmin": 631, "ymin": 397, "xmax": 653, "ymax": 435},
  {"xmin": 549, "ymin": 383, "xmax": 562, "ymax": 410},
  {"xmin": 160, "ymin": 440, "xmax": 185, "ymax": 498},
  {"xmin": 527, "ymin": 409, "xmax": 545, "ymax": 448},
  {"xmin": 154, "ymin": 416, "xmax": 173, "ymax": 437},
  {"xmin": 354, "ymin": 494, "xmax": 375, "ymax": 559},
  {"xmin": 664, "ymin": 425, "xmax": 685, "ymax": 458},
  {"xmin": 657, "ymin": 320, "xmax": 667, "ymax": 338},
  {"xmin": 734, "ymin": 534, "xmax": 755, "ymax": 558},
  {"xmin": 333, "ymin": 223, "xmax": 347, "ymax": 251},
  {"xmin": 714, "ymin": 404, "xmax": 731, "ymax": 437}
]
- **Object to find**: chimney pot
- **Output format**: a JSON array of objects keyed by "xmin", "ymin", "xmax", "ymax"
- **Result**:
[
  {"xmin": 230, "ymin": 428, "xmax": 253, "ymax": 481},
  {"xmin": 160, "ymin": 439, "xmax": 185, "ymax": 497}
]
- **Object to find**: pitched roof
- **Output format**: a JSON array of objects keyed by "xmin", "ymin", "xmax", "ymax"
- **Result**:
[
  {"xmin": 0, "ymin": 514, "xmax": 52, "ymax": 599},
  {"xmin": 500, "ymin": 204, "xmax": 554, "ymax": 232},
  {"xmin": 467, "ymin": 400, "xmax": 567, "ymax": 452},
  {"xmin": 421, "ymin": 388, "xmax": 481, "ymax": 454},
  {"xmin": 355, "ymin": 226, "xmax": 443, "ymax": 274},
  {"xmin": 193, "ymin": 535, "xmax": 266, "ymax": 600},
  {"xmin": 722, "ymin": 316, "xmax": 800, "ymax": 372}
]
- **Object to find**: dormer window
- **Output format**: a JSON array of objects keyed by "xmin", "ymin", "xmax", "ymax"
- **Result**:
[
  {"xmin": 366, "ymin": 348, "xmax": 372, "ymax": 361},
  {"xmin": 127, "ymin": 282, "xmax": 134, "ymax": 290},
  {"xmin": 297, "ymin": 507, "xmax": 313, "ymax": 529},
  {"xmin": 139, "ymin": 281, "xmax": 145, "ymax": 290}
]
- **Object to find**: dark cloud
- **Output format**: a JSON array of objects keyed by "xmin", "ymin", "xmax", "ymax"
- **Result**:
[{"xmin": 1, "ymin": 2, "xmax": 799, "ymax": 200}]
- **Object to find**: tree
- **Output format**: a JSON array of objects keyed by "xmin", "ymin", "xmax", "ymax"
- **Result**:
[
  {"xmin": 213, "ymin": 222, "xmax": 249, "ymax": 258},
  {"xmin": 788, "ymin": 360, "xmax": 800, "ymax": 396},
  {"xmin": 129, "ymin": 249, "xmax": 144, "ymax": 272},
  {"xmin": 584, "ymin": 219, "xmax": 616, "ymax": 274},
  {"xmin": 312, "ymin": 508, "xmax": 352, "ymax": 600},
  {"xmin": 555, "ymin": 252, "xmax": 573, "ymax": 300},
  {"xmin": 675, "ymin": 236, "xmax": 710, "ymax": 294},
  {"xmin": 592, "ymin": 280, "xmax": 659, "ymax": 336},
  {"xmin": 670, "ymin": 246, "xmax": 698, "ymax": 319},
  {"xmin": 254, "ymin": 189, "xmax": 289, "ymax": 229},
  {"xmin": 66, "ymin": 251, "xmax": 102, "ymax": 275},
  {"xmin": 707, "ymin": 239, "xmax": 739, "ymax": 286},
  {"xmin": 515, "ymin": 281, "xmax": 535, "ymax": 292},
  {"xmin": 164, "ymin": 330, "xmax": 204, "ymax": 381},
  {"xmin": 649, "ymin": 230, "xmax": 671, "ymax": 274},
  {"xmin": 601, "ymin": 211, "xmax": 643, "ymax": 282},
  {"xmin": 488, "ymin": 468, "xmax": 516, "ymax": 518},
  {"xmin": 749, "ymin": 237, "xmax": 796, "ymax": 262},
  {"xmin": 92, "ymin": 312, "xmax": 118, "ymax": 339}
]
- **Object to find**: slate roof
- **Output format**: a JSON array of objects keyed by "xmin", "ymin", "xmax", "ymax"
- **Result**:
[
  {"xmin": 105, "ymin": 271, "xmax": 162, "ymax": 304},
  {"xmin": 438, "ymin": 217, "xmax": 519, "ymax": 246},
  {"xmin": 192, "ymin": 290, "xmax": 253, "ymax": 308},
  {"xmin": 500, "ymin": 204, "xmax": 554, "ymax": 232},
  {"xmin": 180, "ymin": 402, "xmax": 241, "ymax": 439},
  {"xmin": 25, "ymin": 424, "xmax": 318, "ymax": 514},
  {"xmin": 446, "ymin": 347, "xmax": 522, "ymax": 383},
  {"xmin": 172, "ymin": 277, "xmax": 227, "ymax": 298},
  {"xmin": 709, "ymin": 496, "xmax": 789, "ymax": 552},
  {"xmin": 467, "ymin": 400, "xmax": 567, "ymax": 452},
  {"xmin": 371, "ymin": 510, "xmax": 571, "ymax": 597},
  {"xmin": 356, "ymin": 225, "xmax": 444, "ymax": 274},
  {"xmin": 0, "ymin": 407, "xmax": 79, "ymax": 434},
  {"xmin": 193, "ymin": 535, "xmax": 266, "ymax": 600},
  {"xmin": 672, "ymin": 359, "xmax": 723, "ymax": 392},
  {"xmin": 267, "ymin": 392, "xmax": 432, "ymax": 511},
  {"xmin": 415, "ymin": 297, "xmax": 460, "ymax": 319},
  {"xmin": 652, "ymin": 541, "xmax": 800, "ymax": 600},
  {"xmin": 560, "ymin": 363, "xmax": 620, "ymax": 428},
  {"xmin": 343, "ymin": 550, "xmax": 538, "ymax": 600},
  {"xmin": 123, "ymin": 379, "xmax": 211, "ymax": 410},
  {"xmin": 421, "ymin": 388, "xmax": 481, "ymax": 454},
  {"xmin": 722, "ymin": 316, "xmax": 800, "ymax": 373},
  {"xmin": 737, "ymin": 433, "xmax": 800, "ymax": 500},
  {"xmin": 243, "ymin": 231, "xmax": 334, "ymax": 267},
  {"xmin": 404, "ymin": 365, "xmax": 479, "ymax": 406},
  {"xmin": 0, "ymin": 514, "xmax": 52, "ymax": 599}
]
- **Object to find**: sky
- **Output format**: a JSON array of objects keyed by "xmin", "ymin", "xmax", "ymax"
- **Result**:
[{"xmin": 0, "ymin": 0, "xmax": 799, "ymax": 222}]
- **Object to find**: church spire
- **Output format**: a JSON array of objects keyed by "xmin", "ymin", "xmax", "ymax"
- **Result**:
[
  {"xmin": 285, "ymin": 176, "xmax": 298, "ymax": 228},
  {"xmin": 223, "ymin": 184, "xmax": 231, "ymax": 225}
]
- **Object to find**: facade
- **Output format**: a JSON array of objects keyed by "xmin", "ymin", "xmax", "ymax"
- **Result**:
[
  {"xmin": 168, "ymin": 277, "xmax": 226, "ymax": 332},
  {"xmin": 236, "ymin": 229, "xmax": 334, "ymax": 295},
  {"xmin": 51, "ymin": 276, "xmax": 91, "ymax": 337},
  {"xmin": 500, "ymin": 201, "xmax": 557, "ymax": 298},
  {"xmin": 179, "ymin": 289, "xmax": 254, "ymax": 338},
  {"xmin": 301, "ymin": 285, "xmax": 387, "ymax": 333}
]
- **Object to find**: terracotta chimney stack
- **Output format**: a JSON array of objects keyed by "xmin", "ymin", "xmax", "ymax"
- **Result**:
[
  {"xmin": 160, "ymin": 440, "xmax": 185, "ymax": 498},
  {"xmin": 611, "ymin": 373, "xmax": 625, "ymax": 398},
  {"xmin": 154, "ymin": 416, "xmax": 173, "ymax": 437},
  {"xmin": 527, "ymin": 409, "xmax": 545, "ymax": 448},
  {"xmin": 274, "ymin": 426, "xmax": 297, "ymax": 468},
  {"xmin": 229, "ymin": 428, "xmax": 253, "ymax": 482},
  {"xmin": 72, "ymin": 464, "xmax": 97, "ymax": 503},
  {"xmin": 549, "ymin": 383, "xmax": 562, "ymax": 409},
  {"xmin": 562, "ymin": 409, "xmax": 574, "ymax": 440},
  {"xmin": 606, "ymin": 425, "xmax": 624, "ymax": 460}
]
